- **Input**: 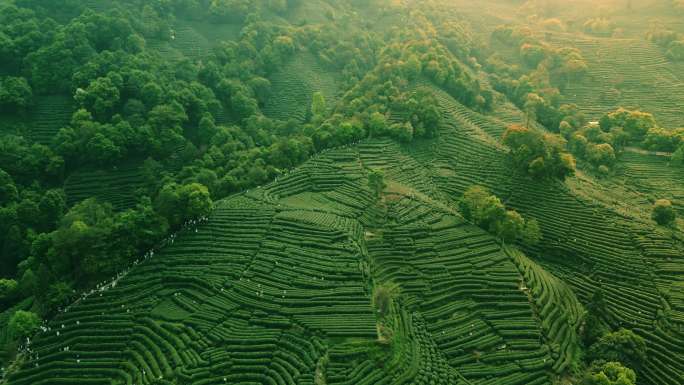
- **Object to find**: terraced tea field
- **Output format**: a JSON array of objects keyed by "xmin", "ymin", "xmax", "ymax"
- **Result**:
[
  {"xmin": 8, "ymin": 83, "xmax": 684, "ymax": 384},
  {"xmin": 4, "ymin": 2, "xmax": 684, "ymax": 383},
  {"xmin": 64, "ymin": 165, "xmax": 147, "ymax": 211},
  {"xmin": 29, "ymin": 95, "xmax": 74, "ymax": 145},
  {"xmin": 263, "ymin": 53, "xmax": 340, "ymax": 123},
  {"xmin": 544, "ymin": 34, "xmax": 684, "ymax": 127}
]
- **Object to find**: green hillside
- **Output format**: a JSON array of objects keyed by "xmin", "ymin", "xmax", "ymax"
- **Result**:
[{"xmin": 1, "ymin": 1, "xmax": 683, "ymax": 385}]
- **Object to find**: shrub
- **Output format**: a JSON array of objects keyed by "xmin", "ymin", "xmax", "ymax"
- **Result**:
[{"xmin": 652, "ymin": 199, "xmax": 676, "ymax": 226}]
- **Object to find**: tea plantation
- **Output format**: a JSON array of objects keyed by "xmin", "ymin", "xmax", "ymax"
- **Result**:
[
  {"xmin": 5, "ymin": 84, "xmax": 684, "ymax": 384},
  {"xmin": 1, "ymin": 1, "xmax": 684, "ymax": 384}
]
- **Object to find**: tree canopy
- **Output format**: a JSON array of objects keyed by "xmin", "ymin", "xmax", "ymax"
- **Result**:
[
  {"xmin": 582, "ymin": 361, "xmax": 636, "ymax": 385},
  {"xmin": 459, "ymin": 185, "xmax": 542, "ymax": 246},
  {"xmin": 8, "ymin": 310, "xmax": 41, "ymax": 339},
  {"xmin": 588, "ymin": 329, "xmax": 647, "ymax": 369},
  {"xmin": 652, "ymin": 199, "xmax": 676, "ymax": 226},
  {"xmin": 503, "ymin": 124, "xmax": 576, "ymax": 180}
]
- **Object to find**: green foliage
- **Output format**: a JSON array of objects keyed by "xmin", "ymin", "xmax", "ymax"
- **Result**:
[
  {"xmin": 520, "ymin": 43, "xmax": 546, "ymax": 68},
  {"xmin": 586, "ymin": 143, "xmax": 616, "ymax": 169},
  {"xmin": 588, "ymin": 329, "xmax": 647, "ymax": 369},
  {"xmin": 459, "ymin": 186, "xmax": 542, "ymax": 245},
  {"xmin": 672, "ymin": 144, "xmax": 684, "ymax": 165},
  {"xmin": 582, "ymin": 289, "xmax": 611, "ymax": 347},
  {"xmin": 490, "ymin": 25, "xmax": 587, "ymax": 132},
  {"xmin": 503, "ymin": 124, "xmax": 576, "ymax": 180},
  {"xmin": 372, "ymin": 281, "xmax": 400, "ymax": 319},
  {"xmin": 0, "ymin": 134, "xmax": 64, "ymax": 184},
  {"xmin": 369, "ymin": 112, "xmax": 388, "ymax": 138},
  {"xmin": 311, "ymin": 91, "xmax": 326, "ymax": 123},
  {"xmin": 368, "ymin": 169, "xmax": 386, "ymax": 200},
  {"xmin": 0, "ymin": 278, "xmax": 18, "ymax": 304},
  {"xmin": 8, "ymin": 310, "xmax": 40, "ymax": 338},
  {"xmin": 0, "ymin": 168, "xmax": 18, "ymax": 206},
  {"xmin": 599, "ymin": 108, "xmax": 657, "ymax": 143},
  {"xmin": 582, "ymin": 361, "xmax": 636, "ymax": 385},
  {"xmin": 521, "ymin": 218, "xmax": 542, "ymax": 247},
  {"xmin": 155, "ymin": 182, "xmax": 213, "ymax": 229},
  {"xmin": 647, "ymin": 28, "xmax": 679, "ymax": 48},
  {"xmin": 652, "ymin": 199, "xmax": 676, "ymax": 226},
  {"xmin": 0, "ymin": 76, "xmax": 33, "ymax": 112},
  {"xmin": 74, "ymin": 75, "xmax": 121, "ymax": 119},
  {"xmin": 208, "ymin": 0, "xmax": 255, "ymax": 22},
  {"xmin": 666, "ymin": 40, "xmax": 684, "ymax": 61},
  {"xmin": 643, "ymin": 127, "xmax": 684, "ymax": 152},
  {"xmin": 33, "ymin": 197, "xmax": 169, "ymax": 285}
]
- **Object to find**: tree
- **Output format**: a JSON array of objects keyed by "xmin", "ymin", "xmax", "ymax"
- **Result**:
[
  {"xmin": 38, "ymin": 189, "xmax": 66, "ymax": 229},
  {"xmin": 582, "ymin": 361, "xmax": 636, "ymax": 385},
  {"xmin": 588, "ymin": 328, "xmax": 646, "ymax": 368},
  {"xmin": 0, "ymin": 76, "xmax": 33, "ymax": 112},
  {"xmin": 503, "ymin": 124, "xmax": 575, "ymax": 180},
  {"xmin": 584, "ymin": 18, "xmax": 615, "ymax": 36},
  {"xmin": 524, "ymin": 93, "xmax": 544, "ymax": 127},
  {"xmin": 8, "ymin": 310, "xmax": 40, "ymax": 339},
  {"xmin": 311, "ymin": 91, "xmax": 327, "ymax": 123},
  {"xmin": 0, "ymin": 278, "xmax": 18, "ymax": 303},
  {"xmin": 0, "ymin": 168, "xmax": 18, "ymax": 205},
  {"xmin": 521, "ymin": 218, "xmax": 542, "ymax": 246},
  {"xmin": 652, "ymin": 199, "xmax": 676, "ymax": 226},
  {"xmin": 369, "ymin": 112, "xmax": 388, "ymax": 137},
  {"xmin": 368, "ymin": 169, "xmax": 386, "ymax": 200},
  {"xmin": 582, "ymin": 289, "xmax": 611, "ymax": 346},
  {"xmin": 459, "ymin": 186, "xmax": 542, "ymax": 245},
  {"xmin": 405, "ymin": 54, "xmax": 422, "ymax": 79},
  {"xmin": 587, "ymin": 143, "xmax": 616, "ymax": 168},
  {"xmin": 643, "ymin": 127, "xmax": 684, "ymax": 152},
  {"xmin": 45, "ymin": 198, "xmax": 116, "ymax": 280},
  {"xmin": 155, "ymin": 182, "xmax": 213, "ymax": 229},
  {"xmin": 459, "ymin": 186, "xmax": 505, "ymax": 226},
  {"xmin": 494, "ymin": 210, "xmax": 525, "ymax": 243},
  {"xmin": 599, "ymin": 108, "xmax": 657, "ymax": 142},
  {"xmin": 520, "ymin": 43, "xmax": 546, "ymax": 68}
]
